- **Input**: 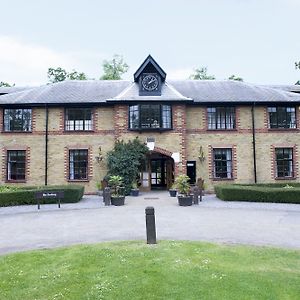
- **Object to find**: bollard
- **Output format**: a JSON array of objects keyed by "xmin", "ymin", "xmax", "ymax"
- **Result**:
[
  {"xmin": 145, "ymin": 206, "xmax": 157, "ymax": 244},
  {"xmin": 103, "ymin": 187, "xmax": 111, "ymax": 206}
]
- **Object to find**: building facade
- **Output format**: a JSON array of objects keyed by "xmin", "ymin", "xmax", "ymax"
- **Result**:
[{"xmin": 1, "ymin": 55, "xmax": 300, "ymax": 193}]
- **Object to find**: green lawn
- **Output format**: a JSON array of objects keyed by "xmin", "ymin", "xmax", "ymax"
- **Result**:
[{"xmin": 0, "ymin": 241, "xmax": 299, "ymax": 300}]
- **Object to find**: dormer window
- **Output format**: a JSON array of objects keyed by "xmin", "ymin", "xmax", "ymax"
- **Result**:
[{"xmin": 129, "ymin": 104, "xmax": 172, "ymax": 130}]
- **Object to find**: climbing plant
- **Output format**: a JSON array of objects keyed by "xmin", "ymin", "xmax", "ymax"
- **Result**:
[{"xmin": 106, "ymin": 138, "xmax": 149, "ymax": 194}]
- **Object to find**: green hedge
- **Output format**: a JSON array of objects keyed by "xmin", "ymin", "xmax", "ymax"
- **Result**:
[
  {"xmin": 0, "ymin": 185, "xmax": 84, "ymax": 207},
  {"xmin": 215, "ymin": 183, "xmax": 300, "ymax": 204}
]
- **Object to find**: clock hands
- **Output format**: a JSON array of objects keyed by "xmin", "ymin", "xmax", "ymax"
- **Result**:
[{"xmin": 148, "ymin": 78, "xmax": 156, "ymax": 85}]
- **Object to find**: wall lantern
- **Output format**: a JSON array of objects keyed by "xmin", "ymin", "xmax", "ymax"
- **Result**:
[
  {"xmin": 198, "ymin": 146, "xmax": 205, "ymax": 162},
  {"xmin": 95, "ymin": 146, "xmax": 104, "ymax": 163}
]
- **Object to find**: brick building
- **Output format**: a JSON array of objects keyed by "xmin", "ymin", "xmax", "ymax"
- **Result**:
[{"xmin": 1, "ymin": 55, "xmax": 300, "ymax": 193}]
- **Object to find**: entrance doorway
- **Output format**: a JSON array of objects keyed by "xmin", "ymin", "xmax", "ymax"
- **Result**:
[
  {"xmin": 140, "ymin": 152, "xmax": 174, "ymax": 191},
  {"xmin": 186, "ymin": 161, "xmax": 196, "ymax": 184}
]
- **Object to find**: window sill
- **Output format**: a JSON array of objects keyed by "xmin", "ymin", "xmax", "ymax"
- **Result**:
[
  {"xmin": 5, "ymin": 180, "xmax": 26, "ymax": 183},
  {"xmin": 268, "ymin": 128, "xmax": 298, "ymax": 131},
  {"xmin": 68, "ymin": 179, "xmax": 90, "ymax": 182},
  {"xmin": 275, "ymin": 177, "xmax": 296, "ymax": 180},
  {"xmin": 64, "ymin": 130, "xmax": 94, "ymax": 133},
  {"xmin": 128, "ymin": 128, "xmax": 173, "ymax": 132},
  {"xmin": 212, "ymin": 178, "xmax": 234, "ymax": 181},
  {"xmin": 207, "ymin": 129, "xmax": 237, "ymax": 132},
  {"xmin": 2, "ymin": 131, "xmax": 32, "ymax": 133}
]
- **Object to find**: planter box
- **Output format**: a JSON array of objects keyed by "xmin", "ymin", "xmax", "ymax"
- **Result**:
[
  {"xmin": 169, "ymin": 189, "xmax": 177, "ymax": 197},
  {"xmin": 131, "ymin": 189, "xmax": 139, "ymax": 196},
  {"xmin": 111, "ymin": 196, "xmax": 125, "ymax": 206},
  {"xmin": 177, "ymin": 196, "xmax": 193, "ymax": 206}
]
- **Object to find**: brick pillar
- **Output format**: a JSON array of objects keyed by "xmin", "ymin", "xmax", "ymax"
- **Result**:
[
  {"xmin": 173, "ymin": 104, "xmax": 188, "ymax": 176},
  {"xmin": 114, "ymin": 105, "xmax": 128, "ymax": 141}
]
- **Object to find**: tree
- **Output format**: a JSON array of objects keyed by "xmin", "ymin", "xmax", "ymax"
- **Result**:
[
  {"xmin": 47, "ymin": 67, "xmax": 88, "ymax": 83},
  {"xmin": 295, "ymin": 62, "xmax": 300, "ymax": 84},
  {"xmin": 0, "ymin": 81, "xmax": 14, "ymax": 87},
  {"xmin": 228, "ymin": 74, "xmax": 243, "ymax": 82},
  {"xmin": 100, "ymin": 54, "xmax": 129, "ymax": 80},
  {"xmin": 106, "ymin": 138, "xmax": 149, "ymax": 194},
  {"xmin": 67, "ymin": 70, "xmax": 88, "ymax": 80},
  {"xmin": 189, "ymin": 67, "xmax": 215, "ymax": 80},
  {"xmin": 47, "ymin": 67, "xmax": 68, "ymax": 83}
]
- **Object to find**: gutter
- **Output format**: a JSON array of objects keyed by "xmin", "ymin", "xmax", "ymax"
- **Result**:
[
  {"xmin": 45, "ymin": 104, "xmax": 49, "ymax": 185},
  {"xmin": 251, "ymin": 102, "xmax": 257, "ymax": 183}
]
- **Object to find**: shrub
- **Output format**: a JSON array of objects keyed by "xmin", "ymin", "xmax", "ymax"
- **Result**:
[
  {"xmin": 215, "ymin": 183, "xmax": 300, "ymax": 204},
  {"xmin": 0, "ymin": 185, "xmax": 84, "ymax": 207},
  {"xmin": 107, "ymin": 138, "xmax": 149, "ymax": 195}
]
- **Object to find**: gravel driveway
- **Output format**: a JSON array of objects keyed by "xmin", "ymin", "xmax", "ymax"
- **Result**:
[{"xmin": 0, "ymin": 192, "xmax": 299, "ymax": 255}]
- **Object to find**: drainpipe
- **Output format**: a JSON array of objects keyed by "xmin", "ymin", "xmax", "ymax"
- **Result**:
[
  {"xmin": 45, "ymin": 104, "xmax": 49, "ymax": 186},
  {"xmin": 251, "ymin": 102, "xmax": 257, "ymax": 183}
]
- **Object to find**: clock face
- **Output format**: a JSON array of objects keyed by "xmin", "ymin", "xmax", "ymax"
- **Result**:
[{"xmin": 142, "ymin": 74, "xmax": 159, "ymax": 91}]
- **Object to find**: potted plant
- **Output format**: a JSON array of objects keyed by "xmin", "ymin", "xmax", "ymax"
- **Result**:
[
  {"xmin": 131, "ymin": 181, "xmax": 139, "ymax": 196},
  {"xmin": 169, "ymin": 183, "xmax": 177, "ymax": 197},
  {"xmin": 175, "ymin": 175, "xmax": 193, "ymax": 206},
  {"xmin": 108, "ymin": 175, "xmax": 125, "ymax": 206}
]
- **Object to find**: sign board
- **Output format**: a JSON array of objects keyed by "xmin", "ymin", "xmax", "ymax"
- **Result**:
[{"xmin": 35, "ymin": 191, "xmax": 64, "ymax": 209}]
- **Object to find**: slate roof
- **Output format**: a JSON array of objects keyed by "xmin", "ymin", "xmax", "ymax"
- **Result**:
[
  {"xmin": 107, "ymin": 82, "xmax": 192, "ymax": 102},
  {"xmin": 0, "ymin": 80, "xmax": 131, "ymax": 105},
  {"xmin": 169, "ymin": 80, "xmax": 300, "ymax": 103},
  {"xmin": 0, "ymin": 79, "xmax": 300, "ymax": 106},
  {"xmin": 261, "ymin": 84, "xmax": 300, "ymax": 93},
  {"xmin": 0, "ymin": 86, "xmax": 32, "ymax": 95}
]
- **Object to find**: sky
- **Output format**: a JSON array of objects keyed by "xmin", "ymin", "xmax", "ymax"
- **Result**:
[{"xmin": 1, "ymin": 0, "xmax": 300, "ymax": 86}]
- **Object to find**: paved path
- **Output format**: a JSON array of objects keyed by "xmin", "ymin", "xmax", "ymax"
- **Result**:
[{"xmin": 0, "ymin": 192, "xmax": 300, "ymax": 255}]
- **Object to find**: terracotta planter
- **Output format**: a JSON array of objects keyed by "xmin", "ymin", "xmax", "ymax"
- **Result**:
[
  {"xmin": 169, "ymin": 189, "xmax": 177, "ymax": 197},
  {"xmin": 111, "ymin": 196, "xmax": 125, "ymax": 206},
  {"xmin": 177, "ymin": 195, "xmax": 193, "ymax": 206}
]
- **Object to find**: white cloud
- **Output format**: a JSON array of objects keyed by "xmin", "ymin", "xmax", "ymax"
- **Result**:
[{"xmin": 0, "ymin": 36, "xmax": 74, "ymax": 86}]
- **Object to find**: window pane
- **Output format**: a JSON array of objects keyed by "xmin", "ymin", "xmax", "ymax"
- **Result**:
[
  {"xmin": 276, "ymin": 148, "xmax": 293, "ymax": 177},
  {"xmin": 129, "ymin": 105, "xmax": 172, "ymax": 130},
  {"xmin": 129, "ymin": 105, "xmax": 139, "ymax": 129},
  {"xmin": 69, "ymin": 150, "xmax": 88, "ymax": 180},
  {"xmin": 268, "ymin": 107, "xmax": 296, "ymax": 129},
  {"xmin": 140, "ymin": 105, "xmax": 161, "ymax": 128},
  {"xmin": 65, "ymin": 108, "xmax": 92, "ymax": 131},
  {"xmin": 207, "ymin": 107, "xmax": 235, "ymax": 130},
  {"xmin": 162, "ymin": 105, "xmax": 171, "ymax": 128},
  {"xmin": 213, "ymin": 148, "xmax": 232, "ymax": 178},
  {"xmin": 7, "ymin": 150, "xmax": 26, "ymax": 180},
  {"xmin": 4, "ymin": 109, "xmax": 32, "ymax": 131}
]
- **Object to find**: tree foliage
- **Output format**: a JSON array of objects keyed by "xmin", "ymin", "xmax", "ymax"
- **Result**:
[
  {"xmin": 189, "ymin": 67, "xmax": 215, "ymax": 80},
  {"xmin": 0, "ymin": 81, "xmax": 14, "ymax": 87},
  {"xmin": 47, "ymin": 67, "xmax": 88, "ymax": 83},
  {"xmin": 106, "ymin": 138, "xmax": 149, "ymax": 194},
  {"xmin": 295, "ymin": 62, "xmax": 300, "ymax": 84},
  {"xmin": 100, "ymin": 54, "xmax": 129, "ymax": 80},
  {"xmin": 228, "ymin": 74, "xmax": 243, "ymax": 82}
]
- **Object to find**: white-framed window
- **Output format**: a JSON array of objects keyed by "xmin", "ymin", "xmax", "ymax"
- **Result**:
[
  {"xmin": 213, "ymin": 148, "xmax": 232, "ymax": 179},
  {"xmin": 207, "ymin": 107, "xmax": 235, "ymax": 130}
]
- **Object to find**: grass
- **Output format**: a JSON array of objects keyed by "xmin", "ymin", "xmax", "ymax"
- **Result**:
[{"xmin": 0, "ymin": 241, "xmax": 299, "ymax": 299}]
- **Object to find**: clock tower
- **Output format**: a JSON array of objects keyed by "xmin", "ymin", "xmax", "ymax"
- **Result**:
[{"xmin": 134, "ymin": 55, "xmax": 167, "ymax": 96}]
